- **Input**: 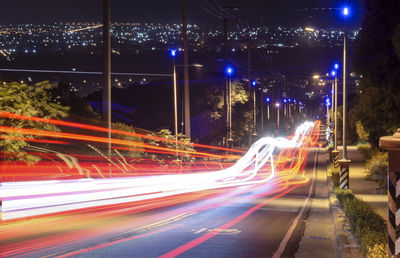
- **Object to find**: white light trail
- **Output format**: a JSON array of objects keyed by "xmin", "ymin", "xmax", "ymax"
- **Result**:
[{"xmin": 0, "ymin": 122, "xmax": 315, "ymax": 220}]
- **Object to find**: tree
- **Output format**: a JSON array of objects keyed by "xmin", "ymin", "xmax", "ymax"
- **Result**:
[
  {"xmin": 352, "ymin": 0, "xmax": 400, "ymax": 147},
  {"xmin": 202, "ymin": 80, "xmax": 252, "ymax": 146},
  {"xmin": 0, "ymin": 81, "xmax": 69, "ymax": 162},
  {"xmin": 145, "ymin": 129, "xmax": 196, "ymax": 164}
]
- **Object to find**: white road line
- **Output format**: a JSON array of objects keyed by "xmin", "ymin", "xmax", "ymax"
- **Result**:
[
  {"xmin": 272, "ymin": 149, "xmax": 318, "ymax": 258},
  {"xmin": 258, "ymin": 207, "xmax": 299, "ymax": 213}
]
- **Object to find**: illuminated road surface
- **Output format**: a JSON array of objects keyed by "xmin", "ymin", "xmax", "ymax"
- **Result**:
[{"xmin": 1, "ymin": 149, "xmax": 320, "ymax": 258}]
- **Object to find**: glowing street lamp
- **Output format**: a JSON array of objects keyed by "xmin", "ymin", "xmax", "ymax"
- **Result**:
[
  {"xmin": 170, "ymin": 49, "xmax": 180, "ymax": 161},
  {"xmin": 275, "ymin": 102, "xmax": 280, "ymax": 134},
  {"xmin": 226, "ymin": 66, "xmax": 234, "ymax": 144},
  {"xmin": 252, "ymin": 81, "xmax": 257, "ymax": 136},
  {"xmin": 265, "ymin": 97, "xmax": 271, "ymax": 120},
  {"xmin": 339, "ymin": 6, "xmax": 351, "ymax": 189}
]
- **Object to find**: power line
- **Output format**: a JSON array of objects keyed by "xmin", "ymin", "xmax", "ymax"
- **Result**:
[{"xmin": 0, "ymin": 68, "xmax": 172, "ymax": 77}]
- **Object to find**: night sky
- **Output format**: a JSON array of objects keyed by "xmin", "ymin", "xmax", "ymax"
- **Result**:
[{"xmin": 1, "ymin": 0, "xmax": 364, "ymax": 28}]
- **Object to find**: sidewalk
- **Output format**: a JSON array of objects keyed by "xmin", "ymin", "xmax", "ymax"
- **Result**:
[
  {"xmin": 295, "ymin": 147, "xmax": 370, "ymax": 258},
  {"xmin": 295, "ymin": 150, "xmax": 337, "ymax": 258}
]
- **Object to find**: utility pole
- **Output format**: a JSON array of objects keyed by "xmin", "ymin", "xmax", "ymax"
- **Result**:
[
  {"xmin": 223, "ymin": 16, "xmax": 229, "ymax": 147},
  {"xmin": 103, "ymin": 0, "xmax": 112, "ymax": 170},
  {"xmin": 182, "ymin": 0, "xmax": 191, "ymax": 138}
]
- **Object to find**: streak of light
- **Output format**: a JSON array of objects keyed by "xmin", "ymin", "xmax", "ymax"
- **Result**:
[
  {"xmin": 66, "ymin": 24, "xmax": 103, "ymax": 33},
  {"xmin": 0, "ymin": 49, "xmax": 8, "ymax": 58},
  {"xmin": 0, "ymin": 121, "xmax": 317, "ymax": 221},
  {"xmin": 0, "ymin": 111, "xmax": 245, "ymax": 153}
]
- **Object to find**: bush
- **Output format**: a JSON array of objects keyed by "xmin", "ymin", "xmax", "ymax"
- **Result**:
[
  {"xmin": 333, "ymin": 187, "xmax": 387, "ymax": 255},
  {"xmin": 329, "ymin": 163, "xmax": 340, "ymax": 187},
  {"xmin": 356, "ymin": 120, "xmax": 370, "ymax": 142},
  {"xmin": 145, "ymin": 129, "xmax": 196, "ymax": 164},
  {"xmin": 111, "ymin": 122, "xmax": 144, "ymax": 158},
  {"xmin": 356, "ymin": 142, "xmax": 372, "ymax": 159},
  {"xmin": 365, "ymin": 151, "xmax": 388, "ymax": 190}
]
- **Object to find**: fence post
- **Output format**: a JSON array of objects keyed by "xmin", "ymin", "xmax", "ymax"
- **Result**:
[{"xmin": 380, "ymin": 128, "xmax": 400, "ymax": 257}]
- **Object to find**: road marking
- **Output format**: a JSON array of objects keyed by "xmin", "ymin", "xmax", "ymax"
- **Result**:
[
  {"xmin": 259, "ymin": 207, "xmax": 299, "ymax": 213},
  {"xmin": 272, "ymin": 150, "xmax": 318, "ymax": 258},
  {"xmin": 193, "ymin": 228, "xmax": 207, "ymax": 234},
  {"xmin": 193, "ymin": 228, "xmax": 241, "ymax": 235}
]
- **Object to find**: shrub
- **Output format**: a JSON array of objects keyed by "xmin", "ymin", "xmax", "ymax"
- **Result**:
[
  {"xmin": 111, "ymin": 122, "xmax": 144, "ymax": 158},
  {"xmin": 333, "ymin": 188, "xmax": 354, "ymax": 206},
  {"xmin": 329, "ymin": 163, "xmax": 340, "ymax": 187},
  {"xmin": 356, "ymin": 142, "xmax": 372, "ymax": 159},
  {"xmin": 365, "ymin": 151, "xmax": 388, "ymax": 190},
  {"xmin": 145, "ymin": 129, "xmax": 196, "ymax": 164},
  {"xmin": 356, "ymin": 120, "xmax": 370, "ymax": 142},
  {"xmin": 363, "ymin": 233, "xmax": 387, "ymax": 258},
  {"xmin": 333, "ymin": 187, "xmax": 387, "ymax": 255}
]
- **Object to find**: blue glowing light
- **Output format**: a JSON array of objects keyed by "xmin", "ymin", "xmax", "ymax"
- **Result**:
[
  {"xmin": 343, "ymin": 7, "xmax": 350, "ymax": 16},
  {"xmin": 325, "ymin": 98, "xmax": 331, "ymax": 107},
  {"xmin": 283, "ymin": 98, "xmax": 287, "ymax": 103},
  {"xmin": 294, "ymin": 99, "xmax": 297, "ymax": 103},
  {"xmin": 252, "ymin": 81, "xmax": 257, "ymax": 86},
  {"xmin": 331, "ymin": 70, "xmax": 336, "ymax": 77},
  {"xmin": 266, "ymin": 97, "xmax": 270, "ymax": 102},
  {"xmin": 226, "ymin": 66, "xmax": 234, "ymax": 75},
  {"xmin": 288, "ymin": 98, "xmax": 291, "ymax": 102},
  {"xmin": 334, "ymin": 63, "xmax": 339, "ymax": 70},
  {"xmin": 170, "ymin": 49, "xmax": 176, "ymax": 57}
]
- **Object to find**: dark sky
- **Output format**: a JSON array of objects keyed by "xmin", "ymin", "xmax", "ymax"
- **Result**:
[{"xmin": 0, "ymin": 0, "xmax": 364, "ymax": 28}]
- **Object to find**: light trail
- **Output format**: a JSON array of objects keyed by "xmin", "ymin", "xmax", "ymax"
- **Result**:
[
  {"xmin": 66, "ymin": 24, "xmax": 103, "ymax": 33},
  {"xmin": 0, "ymin": 111, "xmax": 245, "ymax": 154},
  {"xmin": 0, "ymin": 121, "xmax": 317, "ymax": 221}
]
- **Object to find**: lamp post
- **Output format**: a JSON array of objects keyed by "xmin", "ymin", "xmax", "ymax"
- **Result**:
[
  {"xmin": 331, "ymin": 68, "xmax": 340, "ymax": 167},
  {"xmin": 266, "ymin": 97, "xmax": 271, "ymax": 120},
  {"xmin": 283, "ymin": 99, "xmax": 287, "ymax": 118},
  {"xmin": 339, "ymin": 6, "xmax": 351, "ymax": 189},
  {"xmin": 275, "ymin": 102, "xmax": 280, "ymax": 135},
  {"xmin": 252, "ymin": 80, "xmax": 257, "ymax": 136},
  {"xmin": 170, "ymin": 49, "xmax": 180, "ymax": 162},
  {"xmin": 226, "ymin": 66, "xmax": 234, "ymax": 146},
  {"xmin": 174, "ymin": 63, "xmax": 203, "ymax": 134}
]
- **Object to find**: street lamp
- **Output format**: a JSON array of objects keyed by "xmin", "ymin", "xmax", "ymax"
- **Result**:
[
  {"xmin": 252, "ymin": 80, "xmax": 257, "ymax": 136},
  {"xmin": 275, "ymin": 102, "xmax": 280, "ymax": 134},
  {"xmin": 170, "ymin": 49, "xmax": 180, "ymax": 161},
  {"xmin": 226, "ymin": 66, "xmax": 234, "ymax": 145},
  {"xmin": 266, "ymin": 97, "xmax": 271, "ymax": 120},
  {"xmin": 174, "ymin": 63, "xmax": 204, "ymax": 133},
  {"xmin": 331, "ymin": 68, "xmax": 340, "ymax": 167},
  {"xmin": 339, "ymin": 6, "xmax": 351, "ymax": 189}
]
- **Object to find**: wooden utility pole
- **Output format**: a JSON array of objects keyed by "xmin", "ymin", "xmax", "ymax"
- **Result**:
[
  {"xmin": 103, "ymin": 0, "xmax": 112, "ymax": 164},
  {"xmin": 182, "ymin": 0, "xmax": 191, "ymax": 138}
]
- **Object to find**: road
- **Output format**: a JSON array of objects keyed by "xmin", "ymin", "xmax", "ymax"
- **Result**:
[{"xmin": 1, "ymin": 149, "xmax": 319, "ymax": 258}]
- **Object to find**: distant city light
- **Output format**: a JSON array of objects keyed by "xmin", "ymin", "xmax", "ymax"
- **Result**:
[
  {"xmin": 305, "ymin": 27, "xmax": 315, "ymax": 32},
  {"xmin": 313, "ymin": 74, "xmax": 320, "ymax": 79},
  {"xmin": 275, "ymin": 102, "xmax": 280, "ymax": 107}
]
